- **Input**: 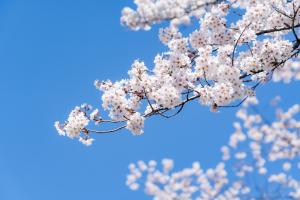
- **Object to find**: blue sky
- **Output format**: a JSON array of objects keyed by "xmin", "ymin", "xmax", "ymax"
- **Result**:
[{"xmin": 0, "ymin": 1, "xmax": 299, "ymax": 200}]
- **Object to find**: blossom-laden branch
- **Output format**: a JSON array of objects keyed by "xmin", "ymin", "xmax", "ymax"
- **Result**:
[
  {"xmin": 56, "ymin": 0, "xmax": 300, "ymax": 145},
  {"xmin": 126, "ymin": 97, "xmax": 300, "ymax": 200}
]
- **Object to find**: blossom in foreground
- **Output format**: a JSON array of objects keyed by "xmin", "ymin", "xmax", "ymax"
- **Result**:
[
  {"xmin": 55, "ymin": 105, "xmax": 95, "ymax": 146},
  {"xmin": 56, "ymin": 0, "xmax": 300, "ymax": 142}
]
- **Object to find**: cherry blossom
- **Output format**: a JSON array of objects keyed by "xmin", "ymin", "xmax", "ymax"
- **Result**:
[
  {"xmin": 126, "ymin": 97, "xmax": 300, "ymax": 199},
  {"xmin": 121, "ymin": 0, "xmax": 221, "ymax": 30},
  {"xmin": 56, "ymin": 0, "xmax": 300, "ymax": 144}
]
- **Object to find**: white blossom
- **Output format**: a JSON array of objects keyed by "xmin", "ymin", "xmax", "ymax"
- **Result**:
[
  {"xmin": 57, "ymin": 0, "xmax": 300, "ymax": 143},
  {"xmin": 79, "ymin": 137, "xmax": 94, "ymax": 146},
  {"xmin": 127, "ymin": 112, "xmax": 145, "ymax": 135},
  {"xmin": 126, "ymin": 99, "xmax": 300, "ymax": 199}
]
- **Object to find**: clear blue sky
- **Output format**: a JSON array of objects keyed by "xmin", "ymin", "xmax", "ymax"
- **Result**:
[{"xmin": 0, "ymin": 1, "xmax": 299, "ymax": 200}]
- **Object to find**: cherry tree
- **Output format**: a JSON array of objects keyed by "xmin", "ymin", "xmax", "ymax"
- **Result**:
[
  {"xmin": 55, "ymin": 0, "xmax": 300, "ymax": 145},
  {"xmin": 126, "ymin": 97, "xmax": 300, "ymax": 200}
]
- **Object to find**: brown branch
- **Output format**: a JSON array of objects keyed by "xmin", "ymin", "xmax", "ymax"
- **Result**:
[
  {"xmin": 291, "ymin": 4, "xmax": 300, "ymax": 46},
  {"xmin": 231, "ymin": 23, "xmax": 251, "ymax": 67},
  {"xmin": 87, "ymin": 125, "xmax": 127, "ymax": 134},
  {"xmin": 256, "ymin": 24, "xmax": 300, "ymax": 36}
]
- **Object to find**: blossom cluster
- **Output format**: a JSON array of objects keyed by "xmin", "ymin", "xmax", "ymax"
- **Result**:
[
  {"xmin": 273, "ymin": 58, "xmax": 300, "ymax": 83},
  {"xmin": 56, "ymin": 0, "xmax": 300, "ymax": 143},
  {"xmin": 121, "ymin": 0, "xmax": 220, "ymax": 30},
  {"xmin": 126, "ymin": 97, "xmax": 300, "ymax": 199},
  {"xmin": 55, "ymin": 104, "xmax": 99, "ymax": 146}
]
